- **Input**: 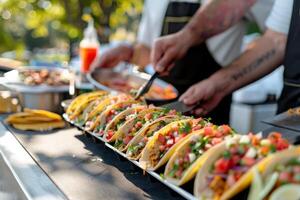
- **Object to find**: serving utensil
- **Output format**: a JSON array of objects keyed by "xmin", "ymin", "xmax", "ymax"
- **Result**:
[
  {"xmin": 162, "ymin": 101, "xmax": 199, "ymax": 113},
  {"xmin": 134, "ymin": 72, "xmax": 159, "ymax": 100}
]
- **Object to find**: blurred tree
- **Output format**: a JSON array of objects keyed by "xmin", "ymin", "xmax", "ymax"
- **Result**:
[{"xmin": 0, "ymin": 0, "xmax": 143, "ymax": 59}]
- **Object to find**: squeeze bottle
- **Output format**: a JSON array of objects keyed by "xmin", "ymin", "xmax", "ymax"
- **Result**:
[{"xmin": 79, "ymin": 19, "xmax": 99, "ymax": 73}]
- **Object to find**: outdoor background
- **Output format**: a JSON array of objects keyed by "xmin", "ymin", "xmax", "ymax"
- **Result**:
[{"xmin": 0, "ymin": 0, "xmax": 144, "ymax": 64}]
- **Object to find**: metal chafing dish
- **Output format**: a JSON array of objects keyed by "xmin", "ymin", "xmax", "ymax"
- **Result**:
[
  {"xmin": 1, "ymin": 66, "xmax": 72, "ymax": 113},
  {"xmin": 87, "ymin": 65, "xmax": 178, "ymax": 105}
]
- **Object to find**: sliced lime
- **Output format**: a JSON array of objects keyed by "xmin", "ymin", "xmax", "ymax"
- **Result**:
[
  {"xmin": 259, "ymin": 172, "xmax": 279, "ymax": 199},
  {"xmin": 269, "ymin": 184, "xmax": 300, "ymax": 200},
  {"xmin": 248, "ymin": 168, "xmax": 263, "ymax": 200}
]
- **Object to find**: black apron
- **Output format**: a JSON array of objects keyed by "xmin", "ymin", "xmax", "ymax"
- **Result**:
[
  {"xmin": 277, "ymin": 0, "xmax": 300, "ymax": 113},
  {"xmin": 160, "ymin": 1, "xmax": 232, "ymax": 124}
]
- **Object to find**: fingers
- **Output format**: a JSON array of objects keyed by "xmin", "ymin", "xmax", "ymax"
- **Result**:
[
  {"xmin": 193, "ymin": 107, "xmax": 208, "ymax": 116},
  {"xmin": 155, "ymin": 48, "xmax": 177, "ymax": 73},
  {"xmin": 151, "ymin": 39, "xmax": 164, "ymax": 69},
  {"xmin": 179, "ymin": 86, "xmax": 201, "ymax": 105}
]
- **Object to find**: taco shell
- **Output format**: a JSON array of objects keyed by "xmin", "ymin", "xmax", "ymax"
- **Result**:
[
  {"xmin": 126, "ymin": 115, "xmax": 181, "ymax": 160},
  {"xmin": 103, "ymin": 105, "xmax": 147, "ymax": 142},
  {"xmin": 139, "ymin": 119, "xmax": 195, "ymax": 171},
  {"xmin": 164, "ymin": 129, "xmax": 228, "ymax": 186},
  {"xmin": 193, "ymin": 136, "xmax": 275, "ymax": 200},
  {"xmin": 12, "ymin": 121, "xmax": 65, "ymax": 131},
  {"xmin": 113, "ymin": 107, "xmax": 165, "ymax": 151}
]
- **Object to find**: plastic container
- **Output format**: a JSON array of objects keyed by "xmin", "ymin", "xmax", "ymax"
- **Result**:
[{"xmin": 79, "ymin": 19, "xmax": 99, "ymax": 73}]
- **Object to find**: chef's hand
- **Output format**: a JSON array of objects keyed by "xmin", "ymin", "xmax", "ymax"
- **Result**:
[
  {"xmin": 93, "ymin": 45, "xmax": 133, "ymax": 68},
  {"xmin": 179, "ymin": 78, "xmax": 226, "ymax": 116},
  {"xmin": 151, "ymin": 30, "xmax": 193, "ymax": 75}
]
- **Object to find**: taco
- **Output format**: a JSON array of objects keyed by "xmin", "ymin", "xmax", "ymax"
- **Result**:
[
  {"xmin": 102, "ymin": 105, "xmax": 149, "ymax": 142},
  {"xmin": 126, "ymin": 115, "xmax": 182, "ymax": 160},
  {"xmin": 113, "ymin": 108, "xmax": 181, "ymax": 151},
  {"xmin": 93, "ymin": 100, "xmax": 142, "ymax": 136},
  {"xmin": 139, "ymin": 118, "xmax": 209, "ymax": 170},
  {"xmin": 194, "ymin": 132, "xmax": 290, "ymax": 200},
  {"xmin": 66, "ymin": 91, "xmax": 107, "ymax": 115},
  {"xmin": 73, "ymin": 96, "xmax": 109, "ymax": 126},
  {"xmin": 164, "ymin": 125, "xmax": 235, "ymax": 186},
  {"xmin": 84, "ymin": 94, "xmax": 133, "ymax": 131},
  {"xmin": 12, "ymin": 121, "xmax": 65, "ymax": 131},
  {"xmin": 68, "ymin": 91, "xmax": 108, "ymax": 120},
  {"xmin": 248, "ymin": 147, "xmax": 300, "ymax": 200}
]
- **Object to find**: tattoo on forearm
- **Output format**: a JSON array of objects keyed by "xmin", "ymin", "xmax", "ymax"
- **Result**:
[{"xmin": 231, "ymin": 49, "xmax": 276, "ymax": 81}]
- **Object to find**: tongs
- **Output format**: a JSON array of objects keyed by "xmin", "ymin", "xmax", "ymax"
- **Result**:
[{"xmin": 134, "ymin": 72, "xmax": 159, "ymax": 100}]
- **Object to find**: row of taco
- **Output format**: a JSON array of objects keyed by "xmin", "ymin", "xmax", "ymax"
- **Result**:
[{"xmin": 65, "ymin": 91, "xmax": 299, "ymax": 200}]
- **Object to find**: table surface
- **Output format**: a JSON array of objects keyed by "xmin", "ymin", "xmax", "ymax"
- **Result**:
[{"xmin": 2, "ymin": 119, "xmax": 184, "ymax": 200}]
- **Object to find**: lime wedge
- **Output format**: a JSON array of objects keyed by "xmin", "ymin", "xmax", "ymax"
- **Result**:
[
  {"xmin": 270, "ymin": 184, "xmax": 300, "ymax": 200},
  {"xmin": 248, "ymin": 168, "xmax": 263, "ymax": 200},
  {"xmin": 258, "ymin": 172, "xmax": 279, "ymax": 199}
]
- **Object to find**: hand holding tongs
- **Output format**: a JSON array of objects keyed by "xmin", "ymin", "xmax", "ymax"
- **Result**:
[{"xmin": 134, "ymin": 72, "xmax": 159, "ymax": 100}]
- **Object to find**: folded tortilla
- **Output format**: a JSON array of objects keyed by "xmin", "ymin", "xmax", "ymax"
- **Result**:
[
  {"xmin": 139, "ymin": 118, "xmax": 206, "ymax": 171},
  {"xmin": 69, "ymin": 92, "xmax": 109, "ymax": 120},
  {"xmin": 93, "ymin": 100, "xmax": 142, "ymax": 136},
  {"xmin": 5, "ymin": 116, "xmax": 60, "ymax": 124},
  {"xmin": 12, "ymin": 120, "xmax": 65, "ymax": 131},
  {"xmin": 66, "ymin": 91, "xmax": 107, "ymax": 115},
  {"xmin": 24, "ymin": 108, "xmax": 62, "ymax": 120},
  {"xmin": 85, "ymin": 94, "xmax": 132, "ymax": 125},
  {"xmin": 164, "ymin": 125, "xmax": 234, "ymax": 186},
  {"xmin": 193, "ymin": 135, "xmax": 290, "ymax": 200},
  {"xmin": 103, "ymin": 105, "xmax": 147, "ymax": 142},
  {"xmin": 112, "ymin": 107, "xmax": 168, "ymax": 151},
  {"xmin": 248, "ymin": 146, "xmax": 300, "ymax": 200},
  {"xmin": 126, "ymin": 116, "xmax": 181, "ymax": 160}
]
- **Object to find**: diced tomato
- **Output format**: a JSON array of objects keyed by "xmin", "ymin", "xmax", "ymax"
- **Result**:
[
  {"xmin": 229, "ymin": 146, "xmax": 239, "ymax": 154},
  {"xmin": 251, "ymin": 135, "xmax": 260, "ymax": 146},
  {"xmin": 142, "ymin": 137, "xmax": 148, "ymax": 143},
  {"xmin": 220, "ymin": 125, "xmax": 231, "ymax": 134},
  {"xmin": 123, "ymin": 135, "xmax": 134, "ymax": 145},
  {"xmin": 269, "ymin": 132, "xmax": 282, "ymax": 140},
  {"xmin": 144, "ymin": 113, "xmax": 152, "ymax": 121},
  {"xmin": 275, "ymin": 138, "xmax": 289, "ymax": 150},
  {"xmin": 175, "ymin": 169, "xmax": 183, "ymax": 178},
  {"xmin": 214, "ymin": 158, "xmax": 231, "ymax": 174},
  {"xmin": 184, "ymin": 154, "xmax": 190, "ymax": 163},
  {"xmin": 159, "ymin": 145, "xmax": 166, "ymax": 152},
  {"xmin": 130, "ymin": 127, "xmax": 137, "ymax": 133},
  {"xmin": 232, "ymin": 155, "xmax": 241, "ymax": 166},
  {"xmin": 158, "ymin": 134, "xmax": 166, "ymax": 144},
  {"xmin": 279, "ymin": 171, "xmax": 292, "ymax": 182},
  {"xmin": 178, "ymin": 157, "xmax": 184, "ymax": 165},
  {"xmin": 260, "ymin": 146, "xmax": 270, "ymax": 155},
  {"xmin": 204, "ymin": 127, "xmax": 213, "ymax": 136},
  {"xmin": 234, "ymin": 171, "xmax": 243, "ymax": 180},
  {"xmin": 241, "ymin": 157, "xmax": 256, "ymax": 167},
  {"xmin": 106, "ymin": 130, "xmax": 114, "ymax": 140},
  {"xmin": 135, "ymin": 121, "xmax": 143, "ymax": 128},
  {"xmin": 98, "ymin": 130, "xmax": 105, "ymax": 136}
]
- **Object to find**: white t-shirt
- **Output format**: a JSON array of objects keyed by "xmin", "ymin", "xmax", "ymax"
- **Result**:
[
  {"xmin": 266, "ymin": 0, "xmax": 293, "ymax": 35},
  {"xmin": 137, "ymin": 0, "xmax": 275, "ymax": 66}
]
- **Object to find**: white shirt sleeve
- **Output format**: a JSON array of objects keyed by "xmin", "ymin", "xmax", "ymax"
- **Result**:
[
  {"xmin": 266, "ymin": 0, "xmax": 293, "ymax": 34},
  {"xmin": 137, "ymin": 0, "xmax": 169, "ymax": 47}
]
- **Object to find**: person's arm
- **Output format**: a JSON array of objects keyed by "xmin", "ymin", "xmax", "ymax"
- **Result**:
[
  {"xmin": 93, "ymin": 43, "xmax": 150, "ymax": 70},
  {"xmin": 152, "ymin": 0, "xmax": 257, "ymax": 73},
  {"xmin": 179, "ymin": 29, "xmax": 287, "ymax": 115}
]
